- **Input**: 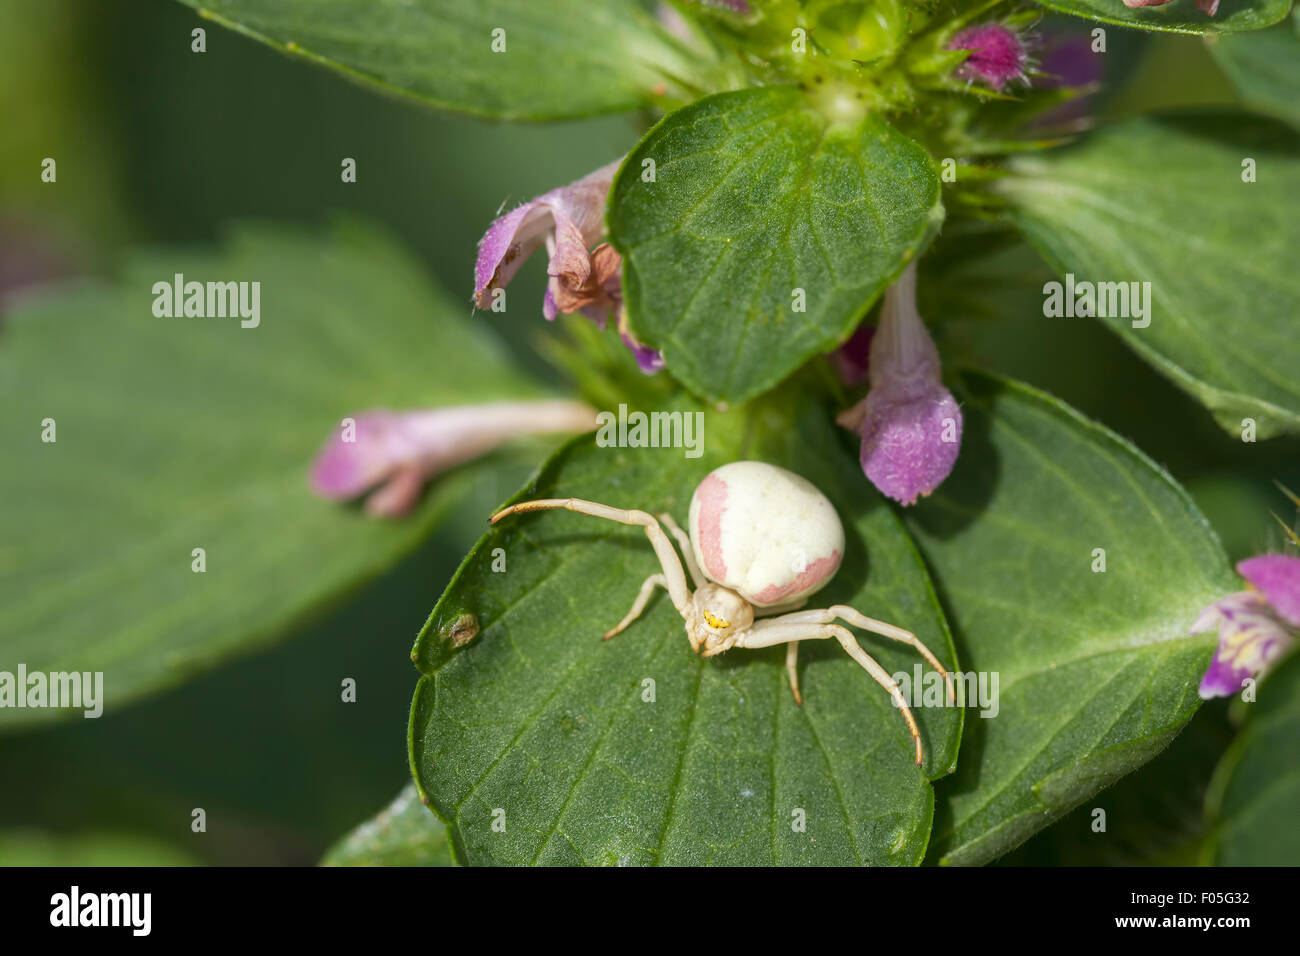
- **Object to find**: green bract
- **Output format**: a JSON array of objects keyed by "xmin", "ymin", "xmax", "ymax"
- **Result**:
[{"xmin": 610, "ymin": 86, "xmax": 943, "ymax": 404}]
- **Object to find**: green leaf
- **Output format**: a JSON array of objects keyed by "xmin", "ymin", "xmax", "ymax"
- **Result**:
[
  {"xmin": 1203, "ymin": 650, "xmax": 1300, "ymax": 865},
  {"xmin": 999, "ymin": 111, "xmax": 1300, "ymax": 439},
  {"xmin": 1000, "ymin": 703, "xmax": 1235, "ymax": 865},
  {"xmin": 177, "ymin": 0, "xmax": 706, "ymax": 121},
  {"xmin": 907, "ymin": 371, "xmax": 1235, "ymax": 866},
  {"xmin": 408, "ymin": 389, "xmax": 962, "ymax": 865},
  {"xmin": 322, "ymin": 784, "xmax": 455, "ymax": 866},
  {"xmin": 609, "ymin": 87, "xmax": 943, "ymax": 405},
  {"xmin": 1207, "ymin": 12, "xmax": 1300, "ymax": 127},
  {"xmin": 1031, "ymin": 0, "xmax": 1292, "ymax": 35},
  {"xmin": 0, "ymin": 222, "xmax": 546, "ymax": 730}
]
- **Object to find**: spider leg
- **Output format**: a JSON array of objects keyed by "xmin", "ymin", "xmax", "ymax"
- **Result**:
[
  {"xmin": 740, "ymin": 621, "xmax": 923, "ymax": 765},
  {"xmin": 785, "ymin": 643, "xmax": 802, "ymax": 706},
  {"xmin": 657, "ymin": 513, "xmax": 705, "ymax": 588},
  {"xmin": 604, "ymin": 573, "xmax": 666, "ymax": 640},
  {"xmin": 490, "ymin": 498, "xmax": 692, "ymax": 616},
  {"xmin": 760, "ymin": 606, "xmax": 955, "ymax": 704}
]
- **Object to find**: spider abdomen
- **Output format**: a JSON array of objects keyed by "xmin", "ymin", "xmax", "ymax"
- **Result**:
[{"xmin": 688, "ymin": 461, "xmax": 844, "ymax": 608}]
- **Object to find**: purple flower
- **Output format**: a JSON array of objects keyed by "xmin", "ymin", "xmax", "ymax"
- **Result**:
[
  {"xmin": 836, "ymin": 263, "xmax": 963, "ymax": 506},
  {"xmin": 948, "ymin": 23, "xmax": 1029, "ymax": 91},
  {"xmin": 1194, "ymin": 554, "xmax": 1300, "ymax": 699},
  {"xmin": 1123, "ymin": 0, "xmax": 1219, "ymax": 15},
  {"xmin": 473, "ymin": 159, "xmax": 663, "ymax": 371},
  {"xmin": 831, "ymin": 323, "xmax": 874, "ymax": 388},
  {"xmin": 1032, "ymin": 31, "xmax": 1103, "ymax": 128},
  {"xmin": 310, "ymin": 400, "xmax": 597, "ymax": 517}
]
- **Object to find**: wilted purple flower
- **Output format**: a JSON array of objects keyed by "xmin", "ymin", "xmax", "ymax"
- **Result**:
[
  {"xmin": 948, "ymin": 22, "xmax": 1029, "ymax": 91},
  {"xmin": 1195, "ymin": 554, "xmax": 1300, "ymax": 698},
  {"xmin": 836, "ymin": 262, "xmax": 962, "ymax": 506},
  {"xmin": 473, "ymin": 159, "xmax": 663, "ymax": 371},
  {"xmin": 311, "ymin": 400, "xmax": 597, "ymax": 517},
  {"xmin": 1123, "ymin": 0, "xmax": 1219, "ymax": 15}
]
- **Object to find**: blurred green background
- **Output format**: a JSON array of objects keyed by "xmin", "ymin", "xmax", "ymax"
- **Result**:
[{"xmin": 1, "ymin": 0, "xmax": 1295, "ymax": 865}]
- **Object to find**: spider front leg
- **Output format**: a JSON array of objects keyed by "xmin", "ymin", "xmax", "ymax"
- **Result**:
[
  {"xmin": 603, "ymin": 573, "xmax": 666, "ymax": 640},
  {"xmin": 657, "ymin": 513, "xmax": 705, "ymax": 588},
  {"xmin": 490, "ymin": 497, "xmax": 694, "ymax": 637},
  {"xmin": 765, "ymin": 606, "xmax": 956, "ymax": 705},
  {"xmin": 739, "ymin": 620, "xmax": 925, "ymax": 765}
]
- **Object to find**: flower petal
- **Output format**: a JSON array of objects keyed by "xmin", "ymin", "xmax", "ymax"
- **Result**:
[
  {"xmin": 857, "ymin": 386, "xmax": 963, "ymax": 506},
  {"xmin": 1193, "ymin": 590, "xmax": 1297, "ymax": 699},
  {"xmin": 310, "ymin": 401, "xmax": 598, "ymax": 516},
  {"xmin": 844, "ymin": 262, "xmax": 963, "ymax": 504},
  {"xmin": 473, "ymin": 159, "xmax": 621, "ymax": 310},
  {"xmin": 616, "ymin": 304, "xmax": 664, "ymax": 373},
  {"xmin": 1238, "ymin": 554, "xmax": 1300, "ymax": 628}
]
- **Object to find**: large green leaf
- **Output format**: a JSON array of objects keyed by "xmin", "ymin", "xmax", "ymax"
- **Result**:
[
  {"xmin": 1000, "ymin": 111, "xmax": 1300, "ymax": 439},
  {"xmin": 0, "ymin": 222, "xmax": 546, "ymax": 730},
  {"xmin": 1032, "ymin": 0, "xmax": 1292, "ymax": 34},
  {"xmin": 177, "ymin": 0, "xmax": 706, "ymax": 121},
  {"xmin": 1203, "ymin": 650, "xmax": 1300, "ymax": 865},
  {"xmin": 907, "ymin": 372, "xmax": 1235, "ymax": 865},
  {"xmin": 322, "ymin": 785, "xmax": 455, "ymax": 866},
  {"xmin": 999, "ymin": 704, "xmax": 1235, "ymax": 865},
  {"xmin": 609, "ymin": 87, "xmax": 943, "ymax": 405},
  {"xmin": 1207, "ymin": 12, "xmax": 1300, "ymax": 126},
  {"xmin": 408, "ymin": 390, "xmax": 962, "ymax": 865}
]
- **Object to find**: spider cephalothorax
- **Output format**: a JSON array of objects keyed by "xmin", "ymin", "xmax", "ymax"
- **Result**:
[{"xmin": 491, "ymin": 460, "xmax": 954, "ymax": 764}]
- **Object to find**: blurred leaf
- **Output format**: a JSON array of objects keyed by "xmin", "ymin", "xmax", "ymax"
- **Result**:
[
  {"xmin": 610, "ymin": 87, "xmax": 943, "ymax": 404},
  {"xmin": 0, "ymin": 221, "xmax": 550, "ymax": 731},
  {"xmin": 322, "ymin": 784, "xmax": 454, "ymax": 866},
  {"xmin": 409, "ymin": 388, "xmax": 962, "ymax": 865},
  {"xmin": 0, "ymin": 829, "xmax": 200, "ymax": 866},
  {"xmin": 1032, "ymin": 0, "xmax": 1291, "ymax": 35},
  {"xmin": 176, "ymin": 0, "xmax": 708, "ymax": 121},
  {"xmin": 908, "ymin": 372, "xmax": 1235, "ymax": 865},
  {"xmin": 1207, "ymin": 12, "xmax": 1300, "ymax": 126},
  {"xmin": 1203, "ymin": 649, "xmax": 1300, "ymax": 865},
  {"xmin": 1000, "ymin": 111, "xmax": 1300, "ymax": 438},
  {"xmin": 999, "ymin": 703, "xmax": 1234, "ymax": 865}
]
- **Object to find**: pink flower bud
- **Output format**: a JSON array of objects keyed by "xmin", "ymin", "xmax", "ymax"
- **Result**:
[
  {"xmin": 837, "ymin": 263, "xmax": 962, "ymax": 506},
  {"xmin": 948, "ymin": 23, "xmax": 1029, "ymax": 91},
  {"xmin": 311, "ymin": 400, "xmax": 597, "ymax": 517}
]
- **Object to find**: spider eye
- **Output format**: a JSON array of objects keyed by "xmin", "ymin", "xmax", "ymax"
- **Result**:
[{"xmin": 702, "ymin": 610, "xmax": 731, "ymax": 629}]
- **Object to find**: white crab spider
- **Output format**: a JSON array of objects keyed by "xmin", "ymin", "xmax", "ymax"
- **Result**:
[{"xmin": 490, "ymin": 461, "xmax": 955, "ymax": 765}]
